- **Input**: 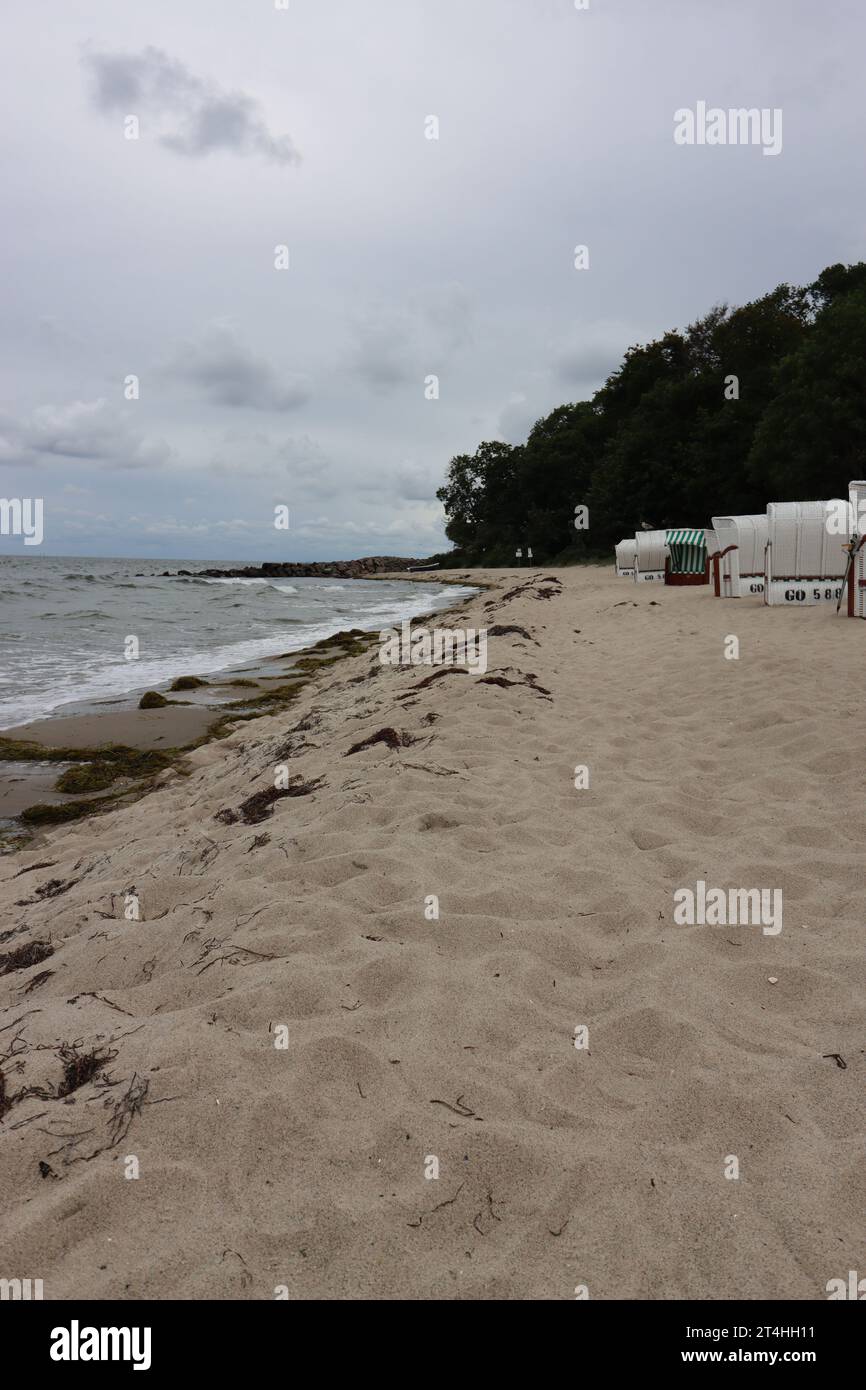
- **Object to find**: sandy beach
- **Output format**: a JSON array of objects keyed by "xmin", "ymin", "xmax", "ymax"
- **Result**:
[{"xmin": 0, "ymin": 565, "xmax": 863, "ymax": 1300}]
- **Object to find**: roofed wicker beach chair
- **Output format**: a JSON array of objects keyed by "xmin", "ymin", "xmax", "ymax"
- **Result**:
[
  {"xmin": 710, "ymin": 514, "xmax": 768, "ymax": 598},
  {"xmin": 615, "ymin": 538, "xmax": 637, "ymax": 576},
  {"xmin": 664, "ymin": 528, "xmax": 710, "ymax": 586},
  {"xmin": 633, "ymin": 529, "xmax": 669, "ymax": 584},
  {"xmin": 764, "ymin": 500, "xmax": 850, "ymax": 607}
]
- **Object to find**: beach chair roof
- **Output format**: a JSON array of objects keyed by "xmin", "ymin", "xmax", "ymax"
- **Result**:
[
  {"xmin": 711, "ymin": 514, "xmax": 768, "ymax": 572},
  {"xmin": 665, "ymin": 528, "xmax": 704, "ymax": 546},
  {"xmin": 766, "ymin": 500, "xmax": 849, "ymax": 578}
]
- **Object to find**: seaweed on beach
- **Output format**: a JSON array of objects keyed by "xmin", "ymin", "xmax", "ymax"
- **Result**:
[
  {"xmin": 347, "ymin": 665, "xmax": 381, "ymax": 685},
  {"xmin": 0, "ymin": 738, "xmax": 173, "ymax": 776},
  {"xmin": 169, "ymin": 676, "xmax": 208, "ymax": 690},
  {"xmin": 33, "ymin": 877, "xmax": 76, "ymax": 899},
  {"xmin": 12, "ymin": 860, "xmax": 58, "ymax": 878},
  {"xmin": 22, "ymin": 969, "xmax": 54, "ymax": 994},
  {"xmin": 344, "ymin": 728, "xmax": 418, "ymax": 756},
  {"xmin": 269, "ymin": 711, "xmax": 324, "ymax": 761},
  {"xmin": 20, "ymin": 796, "xmax": 119, "ymax": 826},
  {"xmin": 55, "ymin": 763, "xmax": 118, "ymax": 794},
  {"xmin": 476, "ymin": 672, "xmax": 553, "ymax": 699},
  {"xmin": 15, "ymin": 875, "xmax": 79, "ymax": 906},
  {"xmin": 1, "ymin": 740, "xmax": 175, "ymax": 821},
  {"xmin": 222, "ymin": 680, "xmax": 305, "ymax": 712},
  {"xmin": 499, "ymin": 577, "xmax": 562, "ymax": 603},
  {"xmin": 290, "ymin": 657, "xmax": 341, "ymax": 674},
  {"xmin": 488, "ymin": 624, "xmax": 537, "ymax": 643},
  {"xmin": 104, "ymin": 1073, "xmax": 150, "ymax": 1150},
  {"xmin": 56, "ymin": 1042, "xmax": 116, "ymax": 1098},
  {"xmin": 0, "ymin": 940, "xmax": 54, "ymax": 977},
  {"xmin": 313, "ymin": 628, "xmax": 366, "ymax": 646},
  {"xmin": 217, "ymin": 775, "xmax": 324, "ymax": 826},
  {"xmin": 408, "ymin": 668, "xmax": 470, "ymax": 693}
]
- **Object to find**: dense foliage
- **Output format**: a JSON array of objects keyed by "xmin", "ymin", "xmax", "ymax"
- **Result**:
[{"xmin": 434, "ymin": 263, "xmax": 866, "ymax": 566}]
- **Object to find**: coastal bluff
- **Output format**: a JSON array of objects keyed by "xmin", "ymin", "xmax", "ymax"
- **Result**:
[{"xmin": 165, "ymin": 556, "xmax": 434, "ymax": 580}]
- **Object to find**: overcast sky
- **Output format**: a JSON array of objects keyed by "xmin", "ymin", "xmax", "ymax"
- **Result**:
[{"xmin": 1, "ymin": 0, "xmax": 864, "ymax": 560}]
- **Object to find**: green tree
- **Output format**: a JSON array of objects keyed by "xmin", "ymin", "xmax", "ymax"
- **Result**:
[{"xmin": 748, "ymin": 282, "xmax": 866, "ymax": 497}]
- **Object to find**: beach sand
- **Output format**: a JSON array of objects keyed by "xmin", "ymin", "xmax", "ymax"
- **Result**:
[{"xmin": 0, "ymin": 566, "xmax": 863, "ymax": 1300}]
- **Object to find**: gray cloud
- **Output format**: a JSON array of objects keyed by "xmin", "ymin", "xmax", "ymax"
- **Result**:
[
  {"xmin": 355, "ymin": 461, "xmax": 442, "ymax": 501},
  {"xmin": 164, "ymin": 324, "xmax": 311, "ymax": 412},
  {"xmin": 349, "ymin": 285, "xmax": 474, "ymax": 392},
  {"xmin": 207, "ymin": 429, "xmax": 338, "ymax": 497},
  {"xmin": 82, "ymin": 46, "xmax": 301, "ymax": 165},
  {"xmin": 497, "ymin": 393, "xmax": 544, "ymax": 446},
  {"xmin": 392, "ymin": 462, "xmax": 441, "ymax": 501},
  {"xmin": 0, "ymin": 399, "xmax": 173, "ymax": 470},
  {"xmin": 552, "ymin": 325, "xmax": 638, "ymax": 390}
]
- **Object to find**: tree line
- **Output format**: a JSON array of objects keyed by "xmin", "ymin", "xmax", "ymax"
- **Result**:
[{"xmin": 434, "ymin": 262, "xmax": 866, "ymax": 566}]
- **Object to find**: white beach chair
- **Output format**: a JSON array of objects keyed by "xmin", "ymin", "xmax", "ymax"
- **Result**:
[
  {"xmin": 710, "ymin": 514, "xmax": 768, "ymax": 598},
  {"xmin": 764, "ymin": 500, "xmax": 850, "ymax": 606},
  {"xmin": 633, "ymin": 529, "xmax": 668, "ymax": 584},
  {"xmin": 615, "ymin": 539, "xmax": 637, "ymax": 577}
]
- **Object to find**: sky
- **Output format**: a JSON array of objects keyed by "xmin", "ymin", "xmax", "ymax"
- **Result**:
[{"xmin": 1, "ymin": 0, "xmax": 865, "ymax": 560}]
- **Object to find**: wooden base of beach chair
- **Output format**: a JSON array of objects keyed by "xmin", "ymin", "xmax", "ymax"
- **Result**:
[{"xmin": 664, "ymin": 570, "xmax": 709, "ymax": 585}]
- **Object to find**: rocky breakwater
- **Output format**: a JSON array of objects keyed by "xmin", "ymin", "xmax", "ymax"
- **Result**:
[{"xmin": 167, "ymin": 556, "xmax": 434, "ymax": 580}]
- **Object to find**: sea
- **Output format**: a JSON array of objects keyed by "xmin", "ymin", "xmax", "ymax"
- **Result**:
[{"xmin": 0, "ymin": 556, "xmax": 475, "ymax": 732}]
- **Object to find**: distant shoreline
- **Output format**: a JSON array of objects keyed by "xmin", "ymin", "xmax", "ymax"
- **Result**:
[{"xmin": 165, "ymin": 556, "xmax": 434, "ymax": 581}]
